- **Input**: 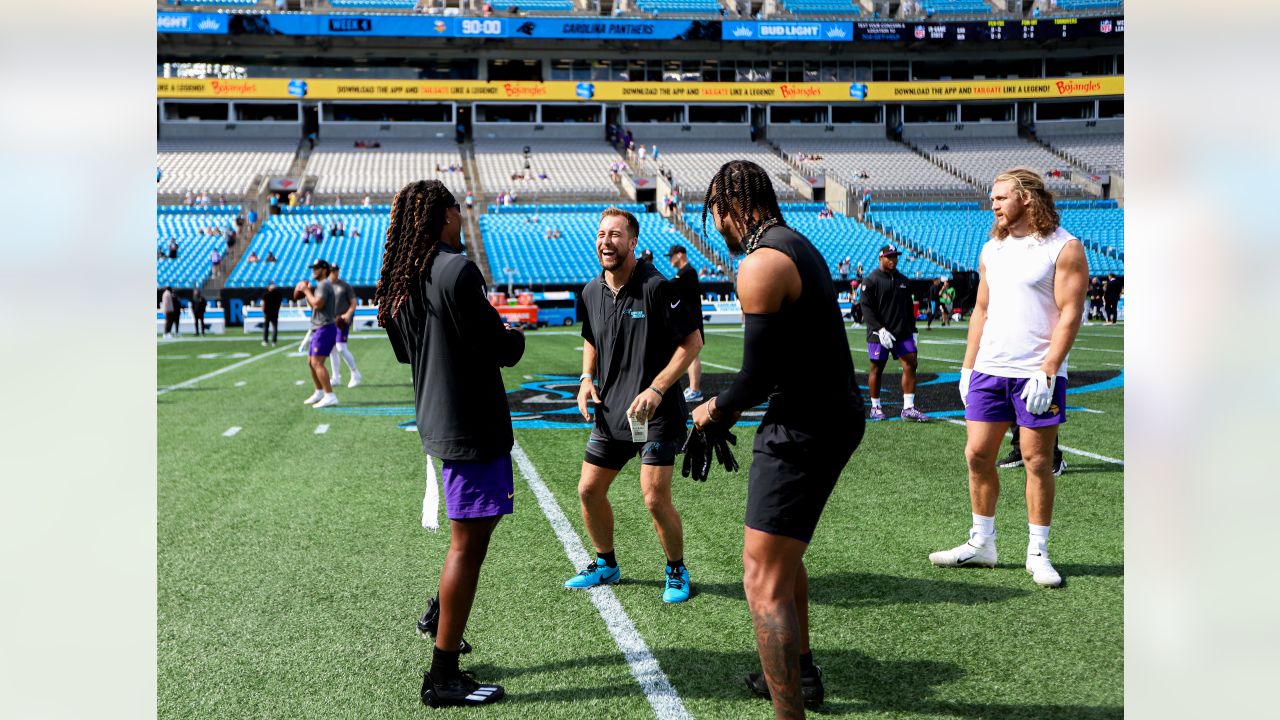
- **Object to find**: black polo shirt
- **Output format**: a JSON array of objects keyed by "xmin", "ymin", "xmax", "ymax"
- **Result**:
[
  {"xmin": 581, "ymin": 261, "xmax": 698, "ymax": 443},
  {"xmin": 859, "ymin": 267, "xmax": 917, "ymax": 341}
]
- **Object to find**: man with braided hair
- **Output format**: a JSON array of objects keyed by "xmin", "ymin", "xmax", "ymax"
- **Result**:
[
  {"xmin": 928, "ymin": 168, "xmax": 1088, "ymax": 590},
  {"xmin": 376, "ymin": 179, "xmax": 525, "ymax": 708},
  {"xmin": 691, "ymin": 160, "xmax": 864, "ymax": 718}
]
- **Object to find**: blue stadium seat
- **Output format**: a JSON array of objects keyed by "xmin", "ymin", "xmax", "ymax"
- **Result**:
[
  {"xmin": 156, "ymin": 208, "xmax": 242, "ymax": 289},
  {"xmin": 224, "ymin": 211, "xmax": 395, "ymax": 289},
  {"xmin": 329, "ymin": 0, "xmax": 420, "ymax": 9},
  {"xmin": 633, "ymin": 0, "xmax": 724, "ymax": 14},
  {"xmin": 487, "ymin": 0, "xmax": 576, "ymax": 9},
  {"xmin": 921, "ymin": 0, "xmax": 992, "ymax": 15},
  {"xmin": 1052, "ymin": 0, "xmax": 1123, "ymax": 11},
  {"xmin": 780, "ymin": 0, "xmax": 861, "ymax": 15}
]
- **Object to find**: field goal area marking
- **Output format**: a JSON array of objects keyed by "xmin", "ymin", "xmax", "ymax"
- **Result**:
[
  {"xmin": 511, "ymin": 442, "xmax": 693, "ymax": 720},
  {"xmin": 158, "ymin": 344, "xmax": 292, "ymax": 396}
]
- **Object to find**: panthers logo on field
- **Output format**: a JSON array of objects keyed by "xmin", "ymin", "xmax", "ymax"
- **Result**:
[{"xmin": 501, "ymin": 371, "xmax": 1123, "ymax": 429}]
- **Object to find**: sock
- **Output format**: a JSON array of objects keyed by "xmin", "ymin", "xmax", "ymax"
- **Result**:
[
  {"xmin": 666, "ymin": 558, "xmax": 684, "ymax": 571},
  {"xmin": 903, "ymin": 393, "xmax": 916, "ymax": 409},
  {"xmin": 1029, "ymin": 524, "xmax": 1050, "ymax": 555},
  {"xmin": 970, "ymin": 513, "xmax": 995, "ymax": 542},
  {"xmin": 871, "ymin": 398, "xmax": 882, "ymax": 409},
  {"xmin": 598, "ymin": 550, "xmax": 617, "ymax": 568},
  {"xmin": 430, "ymin": 646, "xmax": 460, "ymax": 678},
  {"xmin": 799, "ymin": 651, "xmax": 816, "ymax": 673}
]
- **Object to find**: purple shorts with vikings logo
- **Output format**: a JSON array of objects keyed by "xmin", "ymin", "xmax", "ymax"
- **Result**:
[
  {"xmin": 309, "ymin": 323, "xmax": 338, "ymax": 357},
  {"xmin": 336, "ymin": 323, "xmax": 349, "ymax": 343},
  {"xmin": 867, "ymin": 334, "xmax": 919, "ymax": 362},
  {"xmin": 964, "ymin": 370, "xmax": 1068, "ymax": 427},
  {"xmin": 441, "ymin": 454, "xmax": 515, "ymax": 520}
]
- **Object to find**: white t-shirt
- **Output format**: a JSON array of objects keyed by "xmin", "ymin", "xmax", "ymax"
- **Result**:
[{"xmin": 974, "ymin": 227, "xmax": 1076, "ymax": 379}]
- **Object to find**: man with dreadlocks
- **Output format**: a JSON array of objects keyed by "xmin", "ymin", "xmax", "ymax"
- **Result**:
[
  {"xmin": 690, "ymin": 160, "xmax": 864, "ymax": 718},
  {"xmin": 565, "ymin": 207, "xmax": 703, "ymax": 604},
  {"xmin": 376, "ymin": 179, "xmax": 525, "ymax": 708},
  {"xmin": 928, "ymin": 168, "xmax": 1088, "ymax": 590}
]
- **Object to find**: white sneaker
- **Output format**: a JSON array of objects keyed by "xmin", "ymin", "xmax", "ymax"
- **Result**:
[
  {"xmin": 682, "ymin": 387, "xmax": 702, "ymax": 402},
  {"xmin": 303, "ymin": 389, "xmax": 324, "ymax": 405},
  {"xmin": 1026, "ymin": 551, "xmax": 1063, "ymax": 588},
  {"xmin": 262, "ymin": 341, "xmax": 269, "ymax": 347},
  {"xmin": 331, "ymin": 374, "xmax": 341, "ymax": 386},
  {"xmin": 929, "ymin": 533, "xmax": 997, "ymax": 568},
  {"xmin": 347, "ymin": 372, "xmax": 362, "ymax": 389},
  {"xmin": 163, "ymin": 333, "xmax": 171, "ymax": 339},
  {"xmin": 314, "ymin": 393, "xmax": 339, "ymax": 409}
]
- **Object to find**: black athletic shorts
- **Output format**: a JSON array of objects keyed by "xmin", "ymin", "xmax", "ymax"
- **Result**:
[
  {"xmin": 584, "ymin": 431, "xmax": 681, "ymax": 471},
  {"xmin": 746, "ymin": 418, "xmax": 864, "ymax": 543}
]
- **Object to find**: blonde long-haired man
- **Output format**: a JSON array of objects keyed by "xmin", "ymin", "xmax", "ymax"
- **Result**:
[{"xmin": 928, "ymin": 168, "xmax": 1089, "ymax": 589}]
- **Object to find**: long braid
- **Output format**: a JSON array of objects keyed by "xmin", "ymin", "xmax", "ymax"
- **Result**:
[
  {"xmin": 375, "ymin": 179, "xmax": 456, "ymax": 327},
  {"xmin": 701, "ymin": 160, "xmax": 785, "ymax": 246}
]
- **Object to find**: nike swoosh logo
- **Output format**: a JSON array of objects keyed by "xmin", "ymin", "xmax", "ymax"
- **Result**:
[
  {"xmin": 507, "ymin": 492, "xmax": 514, "ymax": 499},
  {"xmin": 670, "ymin": 300, "xmax": 681, "ymax": 308}
]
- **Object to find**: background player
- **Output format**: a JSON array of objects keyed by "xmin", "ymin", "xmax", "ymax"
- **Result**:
[
  {"xmin": 692, "ymin": 160, "xmax": 864, "ymax": 718},
  {"xmin": 929, "ymin": 168, "xmax": 1088, "ymax": 589},
  {"xmin": 567, "ymin": 209, "xmax": 703, "ymax": 604},
  {"xmin": 377, "ymin": 179, "xmax": 525, "ymax": 707},
  {"xmin": 327, "ymin": 263, "xmax": 363, "ymax": 388},
  {"xmin": 261, "ymin": 281, "xmax": 281, "ymax": 346},
  {"xmin": 860, "ymin": 245, "xmax": 929, "ymax": 422},
  {"xmin": 297, "ymin": 259, "xmax": 339, "ymax": 409},
  {"xmin": 667, "ymin": 244, "xmax": 706, "ymax": 403}
]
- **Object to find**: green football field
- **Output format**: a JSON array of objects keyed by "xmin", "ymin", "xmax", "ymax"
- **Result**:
[{"xmin": 157, "ymin": 322, "xmax": 1123, "ymax": 719}]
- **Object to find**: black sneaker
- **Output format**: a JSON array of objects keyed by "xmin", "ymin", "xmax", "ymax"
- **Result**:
[
  {"xmin": 745, "ymin": 665, "xmax": 824, "ymax": 710},
  {"xmin": 997, "ymin": 450, "xmax": 1024, "ymax": 468},
  {"xmin": 416, "ymin": 596, "xmax": 472, "ymax": 654},
  {"xmin": 420, "ymin": 670, "xmax": 504, "ymax": 708},
  {"xmin": 1053, "ymin": 456, "xmax": 1067, "ymax": 476}
]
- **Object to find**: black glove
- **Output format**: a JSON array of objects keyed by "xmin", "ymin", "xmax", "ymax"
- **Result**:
[
  {"xmin": 681, "ymin": 428, "xmax": 712, "ymax": 481},
  {"xmin": 707, "ymin": 425, "xmax": 739, "ymax": 474}
]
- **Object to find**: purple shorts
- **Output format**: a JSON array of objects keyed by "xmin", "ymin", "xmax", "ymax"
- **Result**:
[
  {"xmin": 964, "ymin": 371, "xmax": 1068, "ymax": 427},
  {"xmin": 867, "ymin": 335, "xmax": 918, "ymax": 362},
  {"xmin": 441, "ymin": 454, "xmax": 515, "ymax": 520},
  {"xmin": 336, "ymin": 323, "xmax": 349, "ymax": 343},
  {"xmin": 309, "ymin": 324, "xmax": 338, "ymax": 357}
]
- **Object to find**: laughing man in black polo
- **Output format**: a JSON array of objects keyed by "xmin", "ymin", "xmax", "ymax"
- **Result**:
[{"xmin": 565, "ymin": 208, "xmax": 704, "ymax": 604}]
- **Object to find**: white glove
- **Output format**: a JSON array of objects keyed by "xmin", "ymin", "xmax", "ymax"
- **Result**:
[
  {"xmin": 959, "ymin": 368, "xmax": 972, "ymax": 407},
  {"xmin": 877, "ymin": 328, "xmax": 895, "ymax": 349},
  {"xmin": 1020, "ymin": 371, "xmax": 1056, "ymax": 415}
]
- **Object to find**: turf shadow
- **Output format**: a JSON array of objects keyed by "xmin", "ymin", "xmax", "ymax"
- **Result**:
[
  {"xmin": 652, "ymin": 572, "xmax": 1032, "ymax": 608},
  {"xmin": 1050, "ymin": 563, "xmax": 1124, "ymax": 578},
  {"xmin": 467, "ymin": 648, "xmax": 1120, "ymax": 718}
]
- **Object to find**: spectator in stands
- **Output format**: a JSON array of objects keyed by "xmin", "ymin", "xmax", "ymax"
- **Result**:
[
  {"xmin": 854, "ymin": 262, "xmax": 864, "ymax": 284},
  {"xmin": 351, "ymin": 225, "xmax": 362, "ymax": 238},
  {"xmin": 334, "ymin": 197, "xmax": 343, "ymax": 209},
  {"xmin": 157, "ymin": 248, "xmax": 165, "ymax": 260},
  {"xmin": 167, "ymin": 238, "xmax": 179, "ymax": 259},
  {"xmin": 538, "ymin": 171, "xmax": 548, "ymax": 180},
  {"xmin": 482, "ymin": 1, "xmax": 493, "ymax": 16},
  {"xmin": 303, "ymin": 190, "xmax": 313, "ymax": 205},
  {"xmin": 838, "ymin": 258, "xmax": 851, "ymax": 282},
  {"xmin": 330, "ymin": 219, "xmax": 345, "ymax": 238},
  {"xmin": 269, "ymin": 194, "xmax": 280, "ymax": 213},
  {"xmin": 266, "ymin": 251, "xmax": 278, "ymax": 263},
  {"xmin": 862, "ymin": 188, "xmax": 873, "ymax": 215},
  {"xmin": 210, "ymin": 248, "xmax": 222, "ymax": 276},
  {"xmin": 307, "ymin": 132, "xmax": 316, "ymax": 151},
  {"xmin": 247, "ymin": 252, "xmax": 260, "ymax": 263},
  {"xmin": 464, "ymin": 191, "xmax": 474, "ymax": 212},
  {"xmin": 858, "ymin": 169, "xmax": 870, "ymax": 179},
  {"xmin": 650, "ymin": 144, "xmax": 659, "ymax": 162},
  {"xmin": 248, "ymin": 208, "xmax": 258, "ymax": 225},
  {"xmin": 288, "ymin": 191, "xmax": 298, "ymax": 208},
  {"xmin": 362, "ymin": 193, "xmax": 372, "ymax": 208},
  {"xmin": 191, "ymin": 290, "xmax": 208, "ymax": 337},
  {"xmin": 217, "ymin": 194, "xmax": 227, "ymax": 207},
  {"xmin": 637, "ymin": 145, "xmax": 647, "ymax": 163},
  {"xmin": 183, "ymin": 190, "xmax": 193, "ymax": 206},
  {"xmin": 157, "ymin": 166, "xmax": 162, "ymax": 184},
  {"xmin": 161, "ymin": 287, "xmax": 180, "ymax": 339}
]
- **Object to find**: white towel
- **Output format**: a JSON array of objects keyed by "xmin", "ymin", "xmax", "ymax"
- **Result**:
[{"xmin": 421, "ymin": 455, "xmax": 440, "ymax": 532}]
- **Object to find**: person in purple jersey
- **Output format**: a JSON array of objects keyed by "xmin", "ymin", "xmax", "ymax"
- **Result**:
[
  {"xmin": 327, "ymin": 264, "xmax": 362, "ymax": 389},
  {"xmin": 929, "ymin": 168, "xmax": 1089, "ymax": 589},
  {"xmin": 377, "ymin": 179, "xmax": 525, "ymax": 708},
  {"xmin": 859, "ymin": 244, "xmax": 929, "ymax": 422}
]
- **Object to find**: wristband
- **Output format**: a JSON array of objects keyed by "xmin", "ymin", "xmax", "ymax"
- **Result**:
[
  {"xmin": 708, "ymin": 396, "xmax": 722, "ymax": 422},
  {"xmin": 646, "ymin": 386, "xmax": 663, "ymax": 399},
  {"xmin": 579, "ymin": 373, "xmax": 593, "ymax": 383}
]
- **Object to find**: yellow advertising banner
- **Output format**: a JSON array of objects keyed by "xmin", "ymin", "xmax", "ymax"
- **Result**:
[{"xmin": 158, "ymin": 76, "xmax": 1123, "ymax": 103}]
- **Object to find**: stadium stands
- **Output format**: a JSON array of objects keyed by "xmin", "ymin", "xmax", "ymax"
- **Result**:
[
  {"xmin": 487, "ymin": 0, "xmax": 576, "ymax": 10},
  {"xmin": 307, "ymin": 140, "xmax": 467, "ymax": 197},
  {"xmin": 474, "ymin": 140, "xmax": 621, "ymax": 198},
  {"xmin": 224, "ymin": 210, "xmax": 399, "ymax": 288},
  {"xmin": 1050, "ymin": 0, "xmax": 1123, "ymax": 13},
  {"xmin": 632, "ymin": 0, "xmax": 724, "ymax": 15},
  {"xmin": 1041, "ymin": 133, "xmax": 1124, "ymax": 176},
  {"xmin": 158, "ymin": 141, "xmax": 297, "ymax": 197},
  {"xmin": 867, "ymin": 203, "xmax": 1124, "ymax": 276},
  {"xmin": 329, "ymin": 0, "xmax": 420, "ymax": 9},
  {"xmin": 778, "ymin": 140, "xmax": 974, "ymax": 196},
  {"xmin": 651, "ymin": 141, "xmax": 797, "ymax": 202},
  {"xmin": 913, "ymin": 138, "xmax": 1082, "ymax": 195},
  {"xmin": 921, "ymin": 0, "xmax": 993, "ymax": 15},
  {"xmin": 480, "ymin": 211, "xmax": 725, "ymax": 285},
  {"xmin": 156, "ymin": 207, "xmax": 241, "ymax": 289},
  {"xmin": 167, "ymin": 0, "xmax": 259, "ymax": 6},
  {"xmin": 779, "ymin": 0, "xmax": 861, "ymax": 15}
]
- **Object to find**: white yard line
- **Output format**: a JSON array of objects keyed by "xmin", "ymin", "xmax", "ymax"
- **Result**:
[
  {"xmin": 234, "ymin": 381, "xmax": 247, "ymax": 387},
  {"xmin": 700, "ymin": 360, "xmax": 742, "ymax": 372},
  {"xmin": 314, "ymin": 424, "xmax": 329, "ymax": 435},
  {"xmin": 511, "ymin": 443, "xmax": 693, "ymax": 720},
  {"xmin": 157, "ymin": 345, "xmax": 292, "ymax": 396},
  {"xmin": 221, "ymin": 427, "xmax": 241, "ymax": 437},
  {"xmin": 941, "ymin": 418, "xmax": 1123, "ymax": 465}
]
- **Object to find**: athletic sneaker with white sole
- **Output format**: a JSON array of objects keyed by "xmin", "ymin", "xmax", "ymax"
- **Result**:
[
  {"xmin": 682, "ymin": 387, "xmax": 703, "ymax": 403},
  {"xmin": 303, "ymin": 389, "xmax": 324, "ymax": 405},
  {"xmin": 331, "ymin": 373, "xmax": 341, "ymax": 385},
  {"xmin": 420, "ymin": 670, "xmax": 504, "ymax": 708},
  {"xmin": 1026, "ymin": 551, "xmax": 1063, "ymax": 588},
  {"xmin": 313, "ymin": 393, "xmax": 339, "ymax": 409},
  {"xmin": 928, "ymin": 532, "xmax": 998, "ymax": 568},
  {"xmin": 348, "ymin": 372, "xmax": 362, "ymax": 388}
]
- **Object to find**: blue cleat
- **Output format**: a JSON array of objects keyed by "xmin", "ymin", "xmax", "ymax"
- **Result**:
[
  {"xmin": 565, "ymin": 559, "xmax": 621, "ymax": 589},
  {"xmin": 662, "ymin": 565, "xmax": 691, "ymax": 603}
]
